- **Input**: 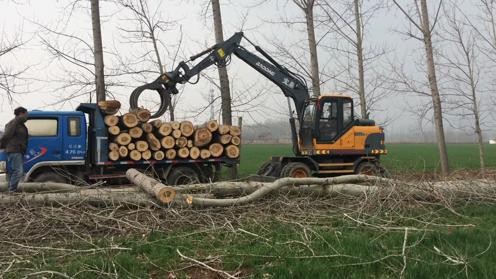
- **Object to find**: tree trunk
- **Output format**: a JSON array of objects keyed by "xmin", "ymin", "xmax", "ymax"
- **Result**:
[
  {"xmin": 354, "ymin": 0, "xmax": 367, "ymax": 119},
  {"xmin": 465, "ymin": 46, "xmax": 486, "ymax": 174},
  {"xmin": 211, "ymin": 0, "xmax": 233, "ymax": 125},
  {"xmin": 304, "ymin": 1, "xmax": 321, "ymax": 96},
  {"xmin": 420, "ymin": 0, "xmax": 449, "ymax": 177},
  {"xmin": 90, "ymin": 0, "xmax": 106, "ymax": 102}
]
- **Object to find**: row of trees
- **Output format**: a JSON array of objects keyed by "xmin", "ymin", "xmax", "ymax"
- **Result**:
[{"xmin": 1, "ymin": 0, "xmax": 495, "ymax": 176}]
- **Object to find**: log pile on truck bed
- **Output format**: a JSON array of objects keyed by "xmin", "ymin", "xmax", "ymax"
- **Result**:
[{"xmin": 98, "ymin": 100, "xmax": 241, "ymax": 161}]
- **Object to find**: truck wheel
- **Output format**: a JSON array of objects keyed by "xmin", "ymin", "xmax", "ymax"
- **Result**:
[
  {"xmin": 355, "ymin": 162, "xmax": 380, "ymax": 176},
  {"xmin": 33, "ymin": 172, "xmax": 68, "ymax": 183},
  {"xmin": 280, "ymin": 162, "xmax": 311, "ymax": 178},
  {"xmin": 167, "ymin": 166, "xmax": 200, "ymax": 186}
]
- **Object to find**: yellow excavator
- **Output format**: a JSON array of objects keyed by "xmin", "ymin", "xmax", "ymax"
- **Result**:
[{"xmin": 130, "ymin": 32, "xmax": 387, "ymax": 178}]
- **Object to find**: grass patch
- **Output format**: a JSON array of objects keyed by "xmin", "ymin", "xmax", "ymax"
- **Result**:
[
  {"xmin": 238, "ymin": 143, "xmax": 496, "ymax": 177},
  {"xmin": 9, "ymin": 204, "xmax": 496, "ymax": 278}
]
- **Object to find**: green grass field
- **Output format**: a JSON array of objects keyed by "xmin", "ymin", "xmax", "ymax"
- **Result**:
[
  {"xmin": 10, "ymin": 204, "xmax": 496, "ymax": 278},
  {"xmin": 238, "ymin": 143, "xmax": 496, "ymax": 177},
  {"xmin": 3, "ymin": 143, "xmax": 496, "ymax": 278}
]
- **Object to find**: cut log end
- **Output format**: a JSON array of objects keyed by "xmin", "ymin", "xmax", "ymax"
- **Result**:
[
  {"xmin": 130, "ymin": 150, "xmax": 142, "ymax": 161},
  {"xmin": 134, "ymin": 108, "xmax": 151, "ymax": 123},
  {"xmin": 136, "ymin": 140, "xmax": 149, "ymax": 152},
  {"xmin": 194, "ymin": 128, "xmax": 212, "ymax": 147},
  {"xmin": 109, "ymin": 150, "xmax": 119, "ymax": 161},
  {"xmin": 218, "ymin": 125, "xmax": 230, "ymax": 135},
  {"xmin": 231, "ymin": 136, "xmax": 241, "ymax": 146},
  {"xmin": 142, "ymin": 150, "xmax": 152, "ymax": 160},
  {"xmin": 180, "ymin": 121, "xmax": 194, "ymax": 137},
  {"xmin": 190, "ymin": 147, "xmax": 200, "ymax": 160},
  {"xmin": 108, "ymin": 126, "xmax": 120, "ymax": 136},
  {"xmin": 128, "ymin": 143, "xmax": 136, "ymax": 151},
  {"xmin": 119, "ymin": 146, "xmax": 129, "ymax": 158},
  {"xmin": 166, "ymin": 149, "xmax": 177, "ymax": 160},
  {"xmin": 220, "ymin": 134, "xmax": 233, "ymax": 145},
  {"xmin": 104, "ymin": 115, "xmax": 119, "ymax": 126},
  {"xmin": 172, "ymin": 129, "xmax": 182, "ymax": 139},
  {"xmin": 229, "ymin": 126, "xmax": 241, "ymax": 136},
  {"xmin": 141, "ymin": 123, "xmax": 153, "ymax": 134},
  {"xmin": 122, "ymin": 113, "xmax": 139, "ymax": 128},
  {"xmin": 153, "ymin": 151, "xmax": 165, "ymax": 161},
  {"xmin": 171, "ymin": 121, "xmax": 180, "ymax": 130},
  {"xmin": 129, "ymin": 127, "xmax": 144, "ymax": 139},
  {"xmin": 200, "ymin": 149, "xmax": 211, "ymax": 159},
  {"xmin": 109, "ymin": 142, "xmax": 119, "ymax": 151},
  {"xmin": 209, "ymin": 143, "xmax": 223, "ymax": 158},
  {"xmin": 161, "ymin": 136, "xmax": 175, "ymax": 149},
  {"xmin": 207, "ymin": 120, "xmax": 219, "ymax": 132},
  {"xmin": 178, "ymin": 147, "xmax": 190, "ymax": 158},
  {"xmin": 158, "ymin": 187, "xmax": 176, "ymax": 204},
  {"xmin": 158, "ymin": 123, "xmax": 172, "ymax": 136},
  {"xmin": 98, "ymin": 100, "xmax": 121, "ymax": 115},
  {"xmin": 115, "ymin": 133, "xmax": 132, "ymax": 146},
  {"xmin": 225, "ymin": 145, "xmax": 240, "ymax": 159},
  {"xmin": 176, "ymin": 137, "xmax": 188, "ymax": 148}
]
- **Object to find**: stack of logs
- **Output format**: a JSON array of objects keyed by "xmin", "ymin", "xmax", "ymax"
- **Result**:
[{"xmin": 99, "ymin": 100, "xmax": 241, "ymax": 162}]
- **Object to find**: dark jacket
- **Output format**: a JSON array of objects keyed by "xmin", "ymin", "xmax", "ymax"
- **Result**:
[{"xmin": 0, "ymin": 117, "xmax": 28, "ymax": 154}]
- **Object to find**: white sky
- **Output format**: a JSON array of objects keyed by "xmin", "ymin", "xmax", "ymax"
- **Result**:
[{"xmin": 0, "ymin": 0, "xmax": 494, "ymax": 139}]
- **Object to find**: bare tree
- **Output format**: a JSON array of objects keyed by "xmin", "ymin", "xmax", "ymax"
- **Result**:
[
  {"xmin": 293, "ymin": 0, "xmax": 321, "ymax": 96},
  {"xmin": 117, "ymin": 0, "xmax": 182, "ymax": 120},
  {"xmin": 320, "ymin": 0, "xmax": 387, "ymax": 119},
  {"xmin": 392, "ymin": 0, "xmax": 450, "ymax": 177},
  {"xmin": 439, "ymin": 3, "xmax": 486, "ymax": 173},
  {"xmin": 91, "ymin": 0, "xmax": 106, "ymax": 102},
  {"xmin": 0, "ymin": 34, "xmax": 24, "ymax": 105},
  {"xmin": 210, "ymin": 0, "xmax": 234, "ymax": 126}
]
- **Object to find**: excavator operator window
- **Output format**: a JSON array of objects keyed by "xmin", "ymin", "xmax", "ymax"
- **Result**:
[
  {"xmin": 343, "ymin": 100, "xmax": 353, "ymax": 127},
  {"xmin": 318, "ymin": 100, "xmax": 338, "ymax": 142},
  {"xmin": 302, "ymin": 104, "xmax": 316, "ymax": 128}
]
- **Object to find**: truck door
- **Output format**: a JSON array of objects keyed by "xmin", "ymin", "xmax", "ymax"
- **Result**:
[
  {"xmin": 24, "ymin": 117, "xmax": 62, "ymax": 172},
  {"xmin": 62, "ymin": 116, "xmax": 86, "ymax": 160}
]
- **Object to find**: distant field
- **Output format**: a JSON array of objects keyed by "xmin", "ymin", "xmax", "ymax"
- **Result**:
[{"xmin": 238, "ymin": 143, "xmax": 495, "ymax": 177}]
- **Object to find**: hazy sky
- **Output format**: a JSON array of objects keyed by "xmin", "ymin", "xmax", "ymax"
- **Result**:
[{"xmin": 0, "ymin": 0, "xmax": 493, "ymax": 139}]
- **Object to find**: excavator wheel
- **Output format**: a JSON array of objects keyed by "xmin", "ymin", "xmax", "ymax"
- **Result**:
[
  {"xmin": 280, "ymin": 162, "xmax": 311, "ymax": 178},
  {"xmin": 355, "ymin": 161, "xmax": 381, "ymax": 176}
]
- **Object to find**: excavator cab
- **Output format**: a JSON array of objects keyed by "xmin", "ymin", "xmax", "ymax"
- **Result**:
[{"xmin": 300, "ymin": 95, "xmax": 355, "ymax": 151}]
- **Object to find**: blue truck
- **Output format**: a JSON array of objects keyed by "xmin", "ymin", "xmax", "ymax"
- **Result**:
[{"xmin": 0, "ymin": 103, "xmax": 238, "ymax": 185}]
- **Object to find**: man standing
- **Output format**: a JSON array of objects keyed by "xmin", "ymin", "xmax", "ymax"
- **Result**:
[{"xmin": 0, "ymin": 107, "xmax": 28, "ymax": 192}]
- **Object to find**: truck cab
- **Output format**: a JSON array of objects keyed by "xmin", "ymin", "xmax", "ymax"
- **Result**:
[{"xmin": 0, "ymin": 110, "xmax": 87, "ymax": 183}]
